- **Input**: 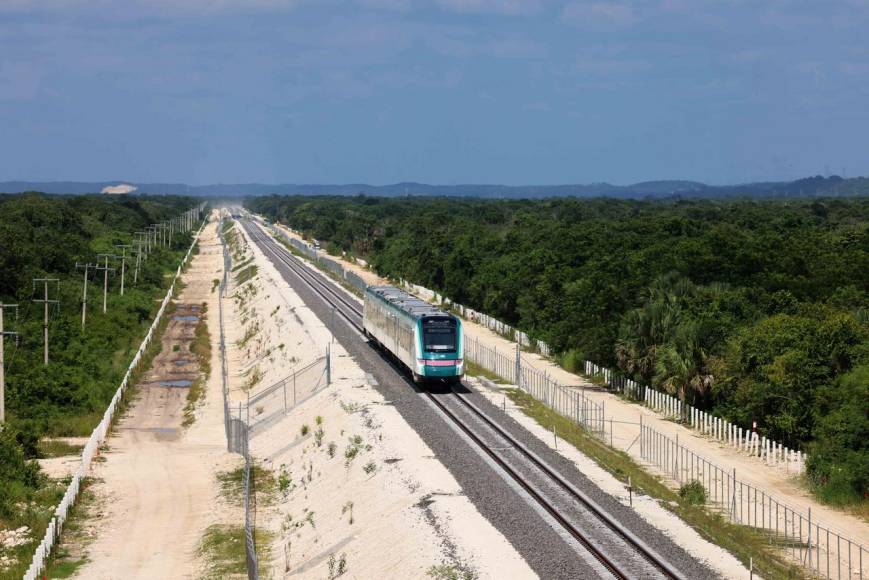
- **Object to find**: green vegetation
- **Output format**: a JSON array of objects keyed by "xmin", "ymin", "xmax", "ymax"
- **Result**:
[
  {"xmin": 217, "ymin": 464, "xmax": 276, "ymax": 507},
  {"xmin": 235, "ymin": 265, "xmax": 257, "ymax": 285},
  {"xmin": 679, "ymin": 481, "xmax": 707, "ymax": 505},
  {"xmin": 43, "ymin": 478, "xmax": 97, "ymax": 578},
  {"xmin": 36, "ymin": 439, "xmax": 84, "ymax": 459},
  {"xmin": 427, "ymin": 563, "xmax": 477, "ymax": 580},
  {"xmin": 183, "ymin": 303, "xmax": 211, "ymax": 427},
  {"xmin": 0, "ymin": 192, "xmax": 201, "ymax": 572},
  {"xmin": 198, "ymin": 524, "xmax": 272, "ymax": 579},
  {"xmin": 248, "ymin": 195, "xmax": 869, "ymax": 506},
  {"xmin": 506, "ymin": 387, "xmax": 805, "ymax": 579}
]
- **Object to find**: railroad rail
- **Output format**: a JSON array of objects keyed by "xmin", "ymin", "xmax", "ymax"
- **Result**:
[{"xmin": 242, "ymin": 219, "xmax": 687, "ymax": 580}]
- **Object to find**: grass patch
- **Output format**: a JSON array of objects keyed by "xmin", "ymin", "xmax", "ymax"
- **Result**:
[
  {"xmin": 238, "ymin": 321, "xmax": 261, "ymax": 349},
  {"xmin": 231, "ymin": 257, "xmax": 254, "ymax": 273},
  {"xmin": 679, "ymin": 480, "xmax": 707, "ymax": 505},
  {"xmin": 44, "ymin": 477, "xmax": 98, "ymax": 578},
  {"xmin": 242, "ymin": 366, "xmax": 263, "ymax": 392},
  {"xmin": 465, "ymin": 360, "xmax": 506, "ymax": 384},
  {"xmin": 198, "ymin": 524, "xmax": 272, "ymax": 579},
  {"xmin": 36, "ymin": 439, "xmax": 84, "ymax": 458},
  {"xmin": 427, "ymin": 564, "xmax": 477, "ymax": 580},
  {"xmin": 183, "ymin": 302, "xmax": 211, "ymax": 427},
  {"xmin": 505, "ymin": 388, "xmax": 808, "ymax": 580},
  {"xmin": 235, "ymin": 264, "xmax": 258, "ymax": 285},
  {"xmin": 217, "ymin": 464, "xmax": 277, "ymax": 507},
  {"xmin": 211, "ymin": 278, "xmax": 220, "ymax": 293}
]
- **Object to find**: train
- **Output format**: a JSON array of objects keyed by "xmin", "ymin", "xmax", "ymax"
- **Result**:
[{"xmin": 362, "ymin": 285, "xmax": 464, "ymax": 384}]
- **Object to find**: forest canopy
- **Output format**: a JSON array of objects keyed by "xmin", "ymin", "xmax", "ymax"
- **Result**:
[
  {"xmin": 247, "ymin": 194, "xmax": 869, "ymax": 504},
  {"xmin": 0, "ymin": 192, "xmax": 199, "ymax": 521}
]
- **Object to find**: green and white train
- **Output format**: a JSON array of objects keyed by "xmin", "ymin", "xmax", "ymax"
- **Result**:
[{"xmin": 363, "ymin": 285, "xmax": 464, "ymax": 384}]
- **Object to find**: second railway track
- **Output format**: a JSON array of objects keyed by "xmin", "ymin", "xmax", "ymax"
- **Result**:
[{"xmin": 243, "ymin": 218, "xmax": 688, "ymax": 580}]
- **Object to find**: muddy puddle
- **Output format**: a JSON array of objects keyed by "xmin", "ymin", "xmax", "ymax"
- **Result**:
[{"xmin": 133, "ymin": 302, "xmax": 204, "ymax": 433}]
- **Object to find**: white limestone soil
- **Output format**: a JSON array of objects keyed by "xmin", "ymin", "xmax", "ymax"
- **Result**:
[
  {"xmin": 263, "ymin": 220, "xmax": 869, "ymax": 554},
  {"xmin": 231, "ymin": 219, "xmax": 536, "ymax": 579},
  {"xmin": 72, "ymin": 214, "xmax": 239, "ymax": 579}
]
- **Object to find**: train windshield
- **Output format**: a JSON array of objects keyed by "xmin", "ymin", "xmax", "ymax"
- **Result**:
[{"xmin": 422, "ymin": 318, "xmax": 457, "ymax": 353}]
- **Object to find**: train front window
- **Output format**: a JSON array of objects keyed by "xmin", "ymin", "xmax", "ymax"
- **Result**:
[{"xmin": 423, "ymin": 319, "xmax": 456, "ymax": 352}]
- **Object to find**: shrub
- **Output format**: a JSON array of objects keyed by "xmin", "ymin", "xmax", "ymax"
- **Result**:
[{"xmin": 678, "ymin": 480, "xmax": 707, "ymax": 505}]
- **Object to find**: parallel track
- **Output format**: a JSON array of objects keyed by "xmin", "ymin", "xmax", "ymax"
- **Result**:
[{"xmin": 243, "ymin": 219, "xmax": 686, "ymax": 580}]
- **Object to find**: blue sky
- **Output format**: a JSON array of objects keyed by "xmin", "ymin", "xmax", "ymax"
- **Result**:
[{"xmin": 1, "ymin": 0, "xmax": 867, "ymax": 185}]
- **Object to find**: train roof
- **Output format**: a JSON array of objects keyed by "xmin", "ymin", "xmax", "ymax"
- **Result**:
[{"xmin": 366, "ymin": 285, "xmax": 454, "ymax": 320}]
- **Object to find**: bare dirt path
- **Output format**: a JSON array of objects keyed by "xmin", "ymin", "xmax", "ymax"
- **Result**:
[
  {"xmin": 72, "ymin": 217, "xmax": 235, "ymax": 579},
  {"xmin": 269, "ymin": 220, "xmax": 869, "ymax": 555}
]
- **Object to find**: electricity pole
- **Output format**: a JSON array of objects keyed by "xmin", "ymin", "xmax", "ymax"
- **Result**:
[
  {"xmin": 76, "ymin": 262, "xmax": 95, "ymax": 328},
  {"xmin": 132, "ymin": 237, "xmax": 145, "ymax": 284},
  {"xmin": 0, "ymin": 303, "xmax": 19, "ymax": 424},
  {"xmin": 32, "ymin": 278, "xmax": 59, "ymax": 365},
  {"xmin": 115, "ymin": 245, "xmax": 132, "ymax": 296},
  {"xmin": 149, "ymin": 224, "xmax": 159, "ymax": 251},
  {"xmin": 95, "ymin": 254, "xmax": 117, "ymax": 314}
]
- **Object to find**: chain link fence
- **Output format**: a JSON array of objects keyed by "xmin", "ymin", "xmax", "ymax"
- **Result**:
[
  {"xmin": 584, "ymin": 360, "xmax": 806, "ymax": 474},
  {"xmin": 247, "ymin": 356, "xmax": 329, "ymax": 435},
  {"xmin": 465, "ymin": 336, "xmax": 606, "ymax": 439},
  {"xmin": 267, "ymin": 224, "xmax": 369, "ymax": 294},
  {"xmin": 640, "ymin": 423, "xmax": 867, "ymax": 579}
]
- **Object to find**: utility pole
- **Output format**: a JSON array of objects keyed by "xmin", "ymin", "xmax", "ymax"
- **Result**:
[
  {"xmin": 32, "ymin": 278, "xmax": 59, "ymax": 365},
  {"xmin": 149, "ymin": 224, "xmax": 159, "ymax": 252},
  {"xmin": 1, "ymin": 303, "xmax": 19, "ymax": 423},
  {"xmin": 95, "ymin": 254, "xmax": 117, "ymax": 314},
  {"xmin": 132, "ymin": 237, "xmax": 145, "ymax": 284},
  {"xmin": 76, "ymin": 262, "xmax": 95, "ymax": 328},
  {"xmin": 115, "ymin": 245, "xmax": 132, "ymax": 296}
]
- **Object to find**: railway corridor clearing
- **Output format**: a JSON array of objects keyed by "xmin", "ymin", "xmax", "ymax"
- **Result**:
[
  {"xmin": 241, "ymin": 219, "xmax": 728, "ymax": 577},
  {"xmin": 222, "ymin": 216, "xmax": 536, "ymax": 578},
  {"xmin": 270, "ymin": 220, "xmax": 869, "ymax": 551}
]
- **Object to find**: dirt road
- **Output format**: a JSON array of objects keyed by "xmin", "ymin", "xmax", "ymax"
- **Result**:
[{"xmin": 73, "ymin": 219, "xmax": 233, "ymax": 579}]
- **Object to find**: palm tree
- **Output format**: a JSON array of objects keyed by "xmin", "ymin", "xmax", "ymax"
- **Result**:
[
  {"xmin": 615, "ymin": 273, "xmax": 694, "ymax": 382},
  {"xmin": 654, "ymin": 321, "xmax": 714, "ymax": 419}
]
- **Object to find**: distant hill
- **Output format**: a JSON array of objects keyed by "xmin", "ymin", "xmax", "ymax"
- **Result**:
[{"xmin": 2, "ymin": 176, "xmax": 867, "ymax": 199}]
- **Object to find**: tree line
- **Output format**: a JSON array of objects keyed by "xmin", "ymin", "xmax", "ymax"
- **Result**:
[
  {"xmin": 0, "ymin": 192, "xmax": 198, "ymax": 523},
  {"xmin": 247, "ymin": 194, "xmax": 869, "ymax": 506}
]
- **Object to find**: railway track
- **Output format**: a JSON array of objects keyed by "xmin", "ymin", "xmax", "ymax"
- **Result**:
[{"xmin": 243, "ymin": 219, "xmax": 687, "ymax": 580}]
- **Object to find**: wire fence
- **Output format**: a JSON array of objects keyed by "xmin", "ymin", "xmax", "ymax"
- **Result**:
[
  {"xmin": 583, "ymin": 360, "xmax": 806, "ymax": 475},
  {"xmin": 267, "ymin": 224, "xmax": 368, "ymax": 294},
  {"xmin": 464, "ymin": 331, "xmax": 867, "ymax": 580},
  {"xmin": 247, "ymin": 356, "xmax": 329, "ymax": 435},
  {"xmin": 464, "ymin": 336, "xmax": 606, "ymax": 439},
  {"xmin": 220, "ymin": 214, "xmax": 333, "ymax": 579},
  {"xmin": 640, "ymin": 423, "xmax": 867, "ymax": 579},
  {"xmin": 23, "ymin": 207, "xmax": 207, "ymax": 580}
]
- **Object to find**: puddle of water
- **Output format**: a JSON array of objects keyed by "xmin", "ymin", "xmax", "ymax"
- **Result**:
[
  {"xmin": 158, "ymin": 379, "xmax": 193, "ymax": 388},
  {"xmin": 173, "ymin": 315, "xmax": 199, "ymax": 322}
]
